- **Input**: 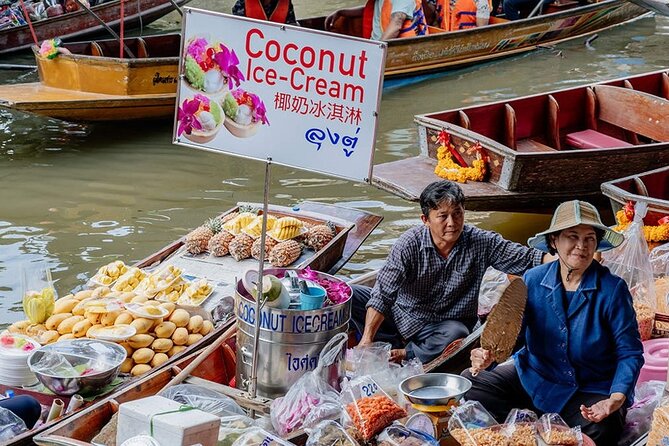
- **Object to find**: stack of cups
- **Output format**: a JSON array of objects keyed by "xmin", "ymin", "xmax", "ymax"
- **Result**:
[{"xmin": 0, "ymin": 333, "xmax": 40, "ymax": 386}]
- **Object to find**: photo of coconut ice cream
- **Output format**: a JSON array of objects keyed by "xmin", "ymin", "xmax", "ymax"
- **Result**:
[
  {"xmin": 183, "ymin": 37, "xmax": 245, "ymax": 95},
  {"xmin": 221, "ymin": 88, "xmax": 269, "ymax": 138},
  {"xmin": 177, "ymin": 94, "xmax": 224, "ymax": 144}
]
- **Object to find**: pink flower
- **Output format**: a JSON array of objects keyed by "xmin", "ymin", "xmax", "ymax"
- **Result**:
[
  {"xmin": 186, "ymin": 38, "xmax": 209, "ymax": 64},
  {"xmin": 249, "ymin": 93, "xmax": 269, "ymax": 125},
  {"xmin": 177, "ymin": 98, "xmax": 203, "ymax": 136},
  {"xmin": 214, "ymin": 44, "xmax": 245, "ymax": 89},
  {"xmin": 21, "ymin": 343, "xmax": 35, "ymax": 352},
  {"xmin": 0, "ymin": 335, "xmax": 14, "ymax": 347},
  {"xmin": 193, "ymin": 94, "xmax": 210, "ymax": 108}
]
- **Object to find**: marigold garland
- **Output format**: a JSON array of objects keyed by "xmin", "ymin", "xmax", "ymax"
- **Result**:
[
  {"xmin": 614, "ymin": 209, "xmax": 669, "ymax": 242},
  {"xmin": 433, "ymin": 132, "xmax": 487, "ymax": 183}
]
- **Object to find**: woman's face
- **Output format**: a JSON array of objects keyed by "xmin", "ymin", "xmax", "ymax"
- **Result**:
[{"xmin": 551, "ymin": 224, "xmax": 598, "ymax": 270}]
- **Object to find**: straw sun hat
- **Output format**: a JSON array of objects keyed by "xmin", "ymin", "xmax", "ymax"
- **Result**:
[{"xmin": 527, "ymin": 200, "xmax": 625, "ymax": 252}]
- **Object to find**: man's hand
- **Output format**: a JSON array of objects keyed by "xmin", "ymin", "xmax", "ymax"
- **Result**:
[
  {"xmin": 390, "ymin": 349, "xmax": 406, "ymax": 363},
  {"xmin": 469, "ymin": 347, "xmax": 493, "ymax": 375},
  {"xmin": 580, "ymin": 393, "xmax": 625, "ymax": 422}
]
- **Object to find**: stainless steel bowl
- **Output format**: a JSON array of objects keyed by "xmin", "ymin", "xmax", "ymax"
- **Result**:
[
  {"xmin": 400, "ymin": 373, "xmax": 472, "ymax": 406},
  {"xmin": 28, "ymin": 339, "xmax": 127, "ymax": 396}
]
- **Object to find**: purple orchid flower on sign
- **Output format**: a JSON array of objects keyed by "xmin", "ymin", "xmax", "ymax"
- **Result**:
[
  {"xmin": 177, "ymin": 98, "xmax": 203, "ymax": 136},
  {"xmin": 249, "ymin": 93, "xmax": 269, "ymax": 125},
  {"xmin": 214, "ymin": 44, "xmax": 245, "ymax": 90},
  {"xmin": 186, "ymin": 38, "xmax": 208, "ymax": 64}
]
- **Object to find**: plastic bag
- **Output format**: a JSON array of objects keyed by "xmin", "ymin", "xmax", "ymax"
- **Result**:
[
  {"xmin": 270, "ymin": 333, "xmax": 348, "ymax": 435},
  {"xmin": 502, "ymin": 409, "xmax": 538, "ymax": 446},
  {"xmin": 159, "ymin": 384, "xmax": 244, "ymax": 417},
  {"xmin": 650, "ymin": 243, "xmax": 669, "ymax": 277},
  {"xmin": 340, "ymin": 375, "xmax": 408, "ymax": 441},
  {"xmin": 478, "ymin": 267, "xmax": 510, "ymax": 316},
  {"xmin": 377, "ymin": 423, "xmax": 439, "ymax": 445},
  {"xmin": 30, "ymin": 351, "xmax": 86, "ymax": 378},
  {"xmin": 602, "ymin": 202, "xmax": 656, "ymax": 340},
  {"xmin": 619, "ymin": 380, "xmax": 665, "ymax": 446},
  {"xmin": 448, "ymin": 400, "xmax": 506, "ymax": 446},
  {"xmin": 536, "ymin": 413, "xmax": 582, "ymax": 446},
  {"xmin": 0, "ymin": 406, "xmax": 27, "ymax": 441},
  {"xmin": 305, "ymin": 420, "xmax": 360, "ymax": 446},
  {"xmin": 218, "ymin": 415, "xmax": 256, "ymax": 446},
  {"xmin": 346, "ymin": 342, "xmax": 391, "ymax": 377},
  {"xmin": 231, "ymin": 428, "xmax": 293, "ymax": 446}
]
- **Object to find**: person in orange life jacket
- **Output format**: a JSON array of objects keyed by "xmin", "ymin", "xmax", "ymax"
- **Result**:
[
  {"xmin": 232, "ymin": 0, "xmax": 298, "ymax": 25},
  {"xmin": 324, "ymin": 0, "xmax": 428, "ymax": 40},
  {"xmin": 423, "ymin": 0, "xmax": 490, "ymax": 30}
]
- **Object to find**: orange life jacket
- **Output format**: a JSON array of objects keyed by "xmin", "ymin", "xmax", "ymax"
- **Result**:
[
  {"xmin": 435, "ymin": 0, "xmax": 489, "ymax": 31},
  {"xmin": 244, "ymin": 0, "xmax": 290, "ymax": 23},
  {"xmin": 361, "ymin": 0, "xmax": 428, "ymax": 39}
]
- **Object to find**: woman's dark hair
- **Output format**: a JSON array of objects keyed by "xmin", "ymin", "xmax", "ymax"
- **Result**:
[
  {"xmin": 419, "ymin": 180, "xmax": 465, "ymax": 218},
  {"xmin": 547, "ymin": 227, "xmax": 605, "ymax": 255}
]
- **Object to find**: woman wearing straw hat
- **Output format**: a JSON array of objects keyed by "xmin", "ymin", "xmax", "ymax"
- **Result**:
[{"xmin": 464, "ymin": 200, "xmax": 644, "ymax": 445}]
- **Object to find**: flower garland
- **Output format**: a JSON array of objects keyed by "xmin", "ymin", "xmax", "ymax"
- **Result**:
[
  {"xmin": 613, "ymin": 201, "xmax": 669, "ymax": 242},
  {"xmin": 433, "ymin": 130, "xmax": 487, "ymax": 183},
  {"xmin": 39, "ymin": 38, "xmax": 61, "ymax": 59}
]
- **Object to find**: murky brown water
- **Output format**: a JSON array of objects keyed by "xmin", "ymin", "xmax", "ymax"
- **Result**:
[{"xmin": 1, "ymin": 1, "xmax": 668, "ymax": 328}]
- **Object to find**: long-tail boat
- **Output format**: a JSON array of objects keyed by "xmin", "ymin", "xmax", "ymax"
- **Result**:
[
  {"xmin": 2, "ymin": 201, "xmax": 382, "ymax": 446},
  {"xmin": 0, "ymin": 0, "xmax": 188, "ymax": 55},
  {"xmin": 373, "ymin": 69, "xmax": 669, "ymax": 212}
]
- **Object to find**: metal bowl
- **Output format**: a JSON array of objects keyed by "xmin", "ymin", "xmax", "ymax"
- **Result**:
[
  {"xmin": 400, "ymin": 373, "xmax": 472, "ymax": 407},
  {"xmin": 28, "ymin": 339, "xmax": 127, "ymax": 396}
]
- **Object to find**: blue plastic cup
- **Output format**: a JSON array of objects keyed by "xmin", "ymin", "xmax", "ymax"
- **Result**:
[{"xmin": 300, "ymin": 286, "xmax": 326, "ymax": 310}]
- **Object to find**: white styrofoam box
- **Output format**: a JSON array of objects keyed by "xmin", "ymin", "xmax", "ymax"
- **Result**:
[{"xmin": 117, "ymin": 395, "xmax": 219, "ymax": 446}]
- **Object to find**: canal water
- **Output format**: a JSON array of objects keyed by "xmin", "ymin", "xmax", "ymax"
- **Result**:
[{"xmin": 0, "ymin": 1, "xmax": 667, "ymax": 328}]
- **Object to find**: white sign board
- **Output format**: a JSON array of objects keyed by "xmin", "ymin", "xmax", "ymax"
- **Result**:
[{"xmin": 173, "ymin": 9, "xmax": 387, "ymax": 183}]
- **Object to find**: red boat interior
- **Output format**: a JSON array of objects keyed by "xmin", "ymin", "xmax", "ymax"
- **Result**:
[
  {"xmin": 60, "ymin": 34, "xmax": 181, "ymax": 59},
  {"xmin": 427, "ymin": 71, "xmax": 669, "ymax": 153},
  {"xmin": 609, "ymin": 168, "xmax": 669, "ymax": 225}
]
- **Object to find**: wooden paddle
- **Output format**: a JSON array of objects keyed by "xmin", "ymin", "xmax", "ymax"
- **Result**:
[
  {"xmin": 473, "ymin": 277, "xmax": 528, "ymax": 376},
  {"xmin": 159, "ymin": 323, "xmax": 237, "ymax": 393}
]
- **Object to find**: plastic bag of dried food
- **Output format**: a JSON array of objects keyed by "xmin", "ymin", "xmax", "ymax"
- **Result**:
[
  {"xmin": 0, "ymin": 406, "xmax": 27, "ymax": 441},
  {"xmin": 230, "ymin": 428, "xmax": 293, "ymax": 446},
  {"xmin": 305, "ymin": 420, "xmax": 360, "ymax": 446},
  {"xmin": 448, "ymin": 400, "xmax": 507, "ymax": 446},
  {"xmin": 650, "ymin": 242, "xmax": 669, "ymax": 277},
  {"xmin": 478, "ymin": 267, "xmax": 510, "ymax": 316},
  {"xmin": 377, "ymin": 423, "xmax": 439, "ymax": 446},
  {"xmin": 340, "ymin": 375, "xmax": 408, "ymax": 441},
  {"xmin": 619, "ymin": 380, "xmax": 665, "ymax": 446},
  {"xmin": 218, "ymin": 415, "xmax": 256, "ymax": 446},
  {"xmin": 647, "ymin": 395, "xmax": 669, "ymax": 446},
  {"xmin": 502, "ymin": 409, "xmax": 538, "ymax": 446},
  {"xmin": 536, "ymin": 413, "xmax": 582, "ymax": 446},
  {"xmin": 602, "ymin": 202, "xmax": 656, "ymax": 340},
  {"xmin": 159, "ymin": 384, "xmax": 244, "ymax": 417}
]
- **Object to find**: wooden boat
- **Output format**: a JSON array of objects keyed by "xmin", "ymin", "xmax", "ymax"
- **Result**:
[
  {"xmin": 3, "ymin": 201, "xmax": 383, "ymax": 446},
  {"xmin": 628, "ymin": 0, "xmax": 669, "ymax": 16},
  {"xmin": 304, "ymin": 0, "xmax": 648, "ymax": 80},
  {"xmin": 33, "ymin": 271, "xmax": 483, "ymax": 446},
  {"xmin": 0, "ymin": 0, "xmax": 188, "ymax": 55},
  {"xmin": 0, "ymin": 34, "xmax": 181, "ymax": 121},
  {"xmin": 373, "ymin": 69, "xmax": 669, "ymax": 212}
]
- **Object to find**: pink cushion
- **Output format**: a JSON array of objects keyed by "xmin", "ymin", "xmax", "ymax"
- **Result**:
[
  {"xmin": 566, "ymin": 129, "xmax": 632, "ymax": 149},
  {"xmin": 637, "ymin": 338, "xmax": 669, "ymax": 384}
]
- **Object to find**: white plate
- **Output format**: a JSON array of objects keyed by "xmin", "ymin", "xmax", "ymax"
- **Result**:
[
  {"xmin": 125, "ymin": 303, "xmax": 169, "ymax": 320},
  {"xmin": 87, "ymin": 324, "xmax": 136, "ymax": 342}
]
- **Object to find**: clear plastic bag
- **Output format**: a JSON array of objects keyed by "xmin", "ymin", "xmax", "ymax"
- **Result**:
[
  {"xmin": 448, "ymin": 400, "xmax": 506, "ymax": 446},
  {"xmin": 650, "ymin": 243, "xmax": 669, "ymax": 277},
  {"xmin": 502, "ymin": 409, "xmax": 538, "ymax": 446},
  {"xmin": 305, "ymin": 420, "xmax": 360, "ymax": 446},
  {"xmin": 478, "ymin": 267, "xmax": 510, "ymax": 316},
  {"xmin": 340, "ymin": 375, "xmax": 408, "ymax": 441},
  {"xmin": 618, "ymin": 380, "xmax": 665, "ymax": 446},
  {"xmin": 270, "ymin": 333, "xmax": 348, "ymax": 435},
  {"xmin": 0, "ymin": 406, "xmax": 27, "ymax": 441},
  {"xmin": 230, "ymin": 427, "xmax": 294, "ymax": 446},
  {"xmin": 159, "ymin": 384, "xmax": 244, "ymax": 417},
  {"xmin": 602, "ymin": 202, "xmax": 656, "ymax": 340},
  {"xmin": 30, "ymin": 351, "xmax": 86, "ymax": 377},
  {"xmin": 377, "ymin": 423, "xmax": 439, "ymax": 445},
  {"xmin": 346, "ymin": 342, "xmax": 391, "ymax": 377},
  {"xmin": 218, "ymin": 415, "xmax": 256, "ymax": 446},
  {"xmin": 536, "ymin": 413, "xmax": 582, "ymax": 446}
]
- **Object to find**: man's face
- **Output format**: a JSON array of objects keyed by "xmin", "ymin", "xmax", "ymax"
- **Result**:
[{"xmin": 421, "ymin": 201, "xmax": 465, "ymax": 246}]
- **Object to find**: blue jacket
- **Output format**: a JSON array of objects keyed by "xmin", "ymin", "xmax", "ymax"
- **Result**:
[{"xmin": 514, "ymin": 260, "xmax": 644, "ymax": 413}]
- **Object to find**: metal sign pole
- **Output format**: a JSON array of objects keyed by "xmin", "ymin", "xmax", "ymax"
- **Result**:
[{"xmin": 249, "ymin": 158, "xmax": 271, "ymax": 404}]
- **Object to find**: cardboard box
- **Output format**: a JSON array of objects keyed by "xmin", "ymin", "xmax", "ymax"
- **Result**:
[{"xmin": 117, "ymin": 395, "xmax": 219, "ymax": 446}]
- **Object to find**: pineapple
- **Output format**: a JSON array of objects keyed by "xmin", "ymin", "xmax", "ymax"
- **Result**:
[
  {"xmin": 251, "ymin": 236, "xmax": 278, "ymax": 260},
  {"xmin": 306, "ymin": 223, "xmax": 336, "ymax": 251},
  {"xmin": 229, "ymin": 233, "xmax": 254, "ymax": 261},
  {"xmin": 268, "ymin": 240, "xmax": 302, "ymax": 267},
  {"xmin": 184, "ymin": 218, "xmax": 222, "ymax": 255},
  {"xmin": 220, "ymin": 212, "xmax": 238, "ymax": 223},
  {"xmin": 208, "ymin": 230, "xmax": 235, "ymax": 257}
]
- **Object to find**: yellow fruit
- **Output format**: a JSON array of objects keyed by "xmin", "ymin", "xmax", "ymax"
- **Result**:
[
  {"xmin": 46, "ymin": 313, "xmax": 72, "ymax": 331},
  {"xmin": 8, "ymin": 320, "xmax": 31, "ymax": 334},
  {"xmin": 159, "ymin": 303, "xmax": 176, "ymax": 317},
  {"xmin": 23, "ymin": 288, "xmax": 55, "ymax": 325},
  {"xmin": 200, "ymin": 320, "xmax": 214, "ymax": 336},
  {"xmin": 91, "ymin": 287, "xmax": 111, "ymax": 299},
  {"xmin": 172, "ymin": 327, "xmax": 189, "ymax": 346},
  {"xmin": 86, "ymin": 312, "xmax": 102, "ymax": 326},
  {"xmin": 132, "ymin": 348, "xmax": 155, "ymax": 364},
  {"xmin": 71, "ymin": 299, "xmax": 90, "ymax": 316},
  {"xmin": 151, "ymin": 353, "xmax": 169, "ymax": 367},
  {"xmin": 131, "ymin": 295, "xmax": 149, "ymax": 304},
  {"xmin": 268, "ymin": 239, "xmax": 302, "ymax": 267},
  {"xmin": 120, "ymin": 358, "xmax": 134, "ymax": 373},
  {"xmin": 57, "ymin": 315, "xmax": 85, "ymax": 335},
  {"xmin": 36, "ymin": 330, "xmax": 60, "ymax": 345},
  {"xmin": 131, "ymin": 364, "xmax": 152, "ymax": 376},
  {"xmin": 119, "ymin": 292, "xmax": 137, "ymax": 303},
  {"xmin": 119, "ymin": 342, "xmax": 134, "ymax": 357},
  {"xmin": 169, "ymin": 309, "xmax": 190, "ymax": 328},
  {"xmin": 115, "ymin": 312, "xmax": 134, "ymax": 326},
  {"xmin": 73, "ymin": 290, "xmax": 94, "ymax": 301},
  {"xmin": 187, "ymin": 315, "xmax": 204, "ymax": 334},
  {"xmin": 167, "ymin": 345, "xmax": 187, "ymax": 357},
  {"xmin": 57, "ymin": 334, "xmax": 75, "ymax": 342},
  {"xmin": 101, "ymin": 311, "xmax": 120, "ymax": 327},
  {"xmin": 131, "ymin": 318, "xmax": 153, "ymax": 334},
  {"xmin": 72, "ymin": 320, "xmax": 92, "ymax": 338},
  {"xmin": 87, "ymin": 324, "xmax": 104, "ymax": 338},
  {"xmin": 186, "ymin": 333, "xmax": 203, "ymax": 346},
  {"xmin": 128, "ymin": 334, "xmax": 155, "ymax": 349},
  {"xmin": 26, "ymin": 324, "xmax": 47, "ymax": 337},
  {"xmin": 154, "ymin": 321, "xmax": 177, "ymax": 339},
  {"xmin": 151, "ymin": 338, "xmax": 173, "ymax": 353},
  {"xmin": 54, "ymin": 298, "xmax": 78, "ymax": 314}
]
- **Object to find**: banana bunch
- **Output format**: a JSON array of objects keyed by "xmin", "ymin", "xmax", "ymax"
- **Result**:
[
  {"xmin": 222, "ymin": 212, "xmax": 257, "ymax": 235},
  {"xmin": 155, "ymin": 276, "xmax": 189, "ymax": 303},
  {"xmin": 269, "ymin": 217, "xmax": 305, "ymax": 241},
  {"xmin": 22, "ymin": 288, "xmax": 56, "ymax": 324},
  {"xmin": 179, "ymin": 279, "xmax": 213, "ymax": 306},
  {"xmin": 242, "ymin": 214, "xmax": 278, "ymax": 238},
  {"xmin": 112, "ymin": 267, "xmax": 147, "ymax": 292},
  {"xmin": 136, "ymin": 266, "xmax": 183, "ymax": 297},
  {"xmin": 90, "ymin": 261, "xmax": 128, "ymax": 286}
]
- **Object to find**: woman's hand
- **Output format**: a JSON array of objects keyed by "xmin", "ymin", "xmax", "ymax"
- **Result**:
[
  {"xmin": 580, "ymin": 393, "xmax": 626, "ymax": 422},
  {"xmin": 324, "ymin": 11, "xmax": 340, "ymax": 30},
  {"xmin": 469, "ymin": 348, "xmax": 493, "ymax": 376}
]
